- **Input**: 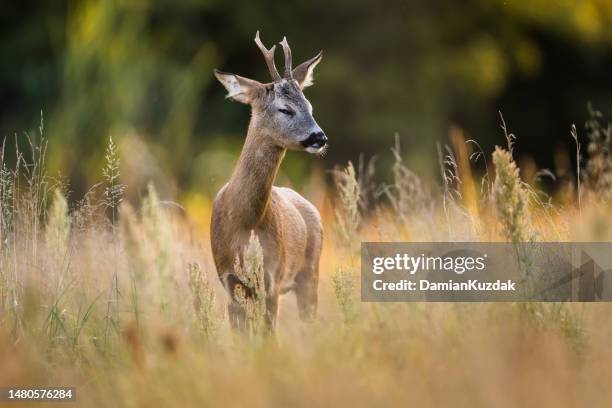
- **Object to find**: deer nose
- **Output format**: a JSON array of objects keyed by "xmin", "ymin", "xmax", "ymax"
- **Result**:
[
  {"xmin": 308, "ymin": 131, "xmax": 327, "ymax": 147},
  {"xmin": 300, "ymin": 131, "xmax": 327, "ymax": 150}
]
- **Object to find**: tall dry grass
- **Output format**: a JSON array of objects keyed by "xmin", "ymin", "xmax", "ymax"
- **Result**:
[{"xmin": 0, "ymin": 112, "xmax": 611, "ymax": 407}]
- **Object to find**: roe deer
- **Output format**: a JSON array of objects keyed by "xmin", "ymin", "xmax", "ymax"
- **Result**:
[{"xmin": 211, "ymin": 31, "xmax": 326, "ymax": 331}]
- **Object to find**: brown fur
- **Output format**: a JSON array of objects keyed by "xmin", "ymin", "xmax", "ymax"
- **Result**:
[
  {"xmin": 211, "ymin": 127, "xmax": 322, "ymax": 329},
  {"xmin": 210, "ymin": 32, "xmax": 325, "ymax": 330}
]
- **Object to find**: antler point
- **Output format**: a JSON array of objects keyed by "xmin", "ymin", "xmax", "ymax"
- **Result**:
[
  {"xmin": 279, "ymin": 36, "xmax": 293, "ymax": 79},
  {"xmin": 254, "ymin": 31, "xmax": 281, "ymax": 81}
]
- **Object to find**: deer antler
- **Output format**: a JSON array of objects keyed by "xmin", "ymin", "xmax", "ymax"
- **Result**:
[
  {"xmin": 255, "ymin": 31, "xmax": 281, "ymax": 82},
  {"xmin": 280, "ymin": 37, "xmax": 293, "ymax": 80}
]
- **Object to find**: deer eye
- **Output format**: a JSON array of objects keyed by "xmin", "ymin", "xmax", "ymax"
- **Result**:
[{"xmin": 278, "ymin": 108, "xmax": 295, "ymax": 117}]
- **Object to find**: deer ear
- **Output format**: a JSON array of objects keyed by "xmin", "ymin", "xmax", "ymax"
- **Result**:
[
  {"xmin": 214, "ymin": 69, "xmax": 263, "ymax": 104},
  {"xmin": 292, "ymin": 51, "xmax": 323, "ymax": 89}
]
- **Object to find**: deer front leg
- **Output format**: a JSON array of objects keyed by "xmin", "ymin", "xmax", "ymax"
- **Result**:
[
  {"xmin": 227, "ymin": 293, "xmax": 278, "ymax": 333},
  {"xmin": 227, "ymin": 300, "xmax": 247, "ymax": 331},
  {"xmin": 222, "ymin": 271, "xmax": 278, "ymax": 333},
  {"xmin": 223, "ymin": 272, "xmax": 250, "ymax": 331}
]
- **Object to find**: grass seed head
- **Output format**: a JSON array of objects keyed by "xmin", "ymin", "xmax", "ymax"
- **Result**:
[{"xmin": 492, "ymin": 146, "xmax": 534, "ymax": 242}]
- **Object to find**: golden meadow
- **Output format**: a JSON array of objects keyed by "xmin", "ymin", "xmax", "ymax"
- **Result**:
[{"xmin": 0, "ymin": 109, "xmax": 611, "ymax": 407}]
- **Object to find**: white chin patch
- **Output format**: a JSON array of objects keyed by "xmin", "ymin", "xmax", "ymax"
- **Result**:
[{"xmin": 306, "ymin": 146, "xmax": 324, "ymax": 154}]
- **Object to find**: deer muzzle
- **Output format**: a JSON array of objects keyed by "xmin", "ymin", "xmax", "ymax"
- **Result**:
[{"xmin": 301, "ymin": 131, "xmax": 327, "ymax": 152}]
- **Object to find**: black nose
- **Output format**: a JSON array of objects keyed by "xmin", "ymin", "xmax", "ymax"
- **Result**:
[
  {"xmin": 301, "ymin": 131, "xmax": 328, "ymax": 149},
  {"xmin": 313, "ymin": 132, "xmax": 328, "ymax": 145}
]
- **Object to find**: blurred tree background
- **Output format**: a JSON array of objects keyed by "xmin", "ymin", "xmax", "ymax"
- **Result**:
[{"xmin": 1, "ymin": 0, "xmax": 612, "ymax": 201}]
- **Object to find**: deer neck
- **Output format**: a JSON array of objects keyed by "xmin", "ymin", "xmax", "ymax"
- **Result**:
[{"xmin": 225, "ymin": 123, "xmax": 286, "ymax": 229}]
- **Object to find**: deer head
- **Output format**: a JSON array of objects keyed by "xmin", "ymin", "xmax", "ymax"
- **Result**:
[{"xmin": 214, "ymin": 31, "xmax": 327, "ymax": 154}]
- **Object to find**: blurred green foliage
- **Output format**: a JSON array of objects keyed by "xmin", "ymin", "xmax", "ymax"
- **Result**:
[{"xmin": 1, "ymin": 0, "xmax": 612, "ymax": 198}]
